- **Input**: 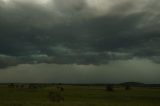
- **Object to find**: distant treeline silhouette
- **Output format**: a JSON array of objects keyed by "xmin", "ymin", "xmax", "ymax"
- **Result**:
[{"xmin": 0, "ymin": 82, "xmax": 160, "ymax": 88}]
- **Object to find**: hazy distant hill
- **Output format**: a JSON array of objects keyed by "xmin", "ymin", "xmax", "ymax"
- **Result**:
[{"xmin": 121, "ymin": 82, "xmax": 145, "ymax": 86}]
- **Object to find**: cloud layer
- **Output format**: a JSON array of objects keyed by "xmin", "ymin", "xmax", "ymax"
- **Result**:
[
  {"xmin": 0, "ymin": 0, "xmax": 160, "ymax": 68},
  {"xmin": 0, "ymin": 58, "xmax": 159, "ymax": 83}
]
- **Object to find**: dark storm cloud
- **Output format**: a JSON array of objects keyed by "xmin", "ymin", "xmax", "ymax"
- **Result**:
[
  {"xmin": 0, "ymin": 0, "xmax": 160, "ymax": 68},
  {"xmin": 0, "ymin": 59, "xmax": 160, "ymax": 83}
]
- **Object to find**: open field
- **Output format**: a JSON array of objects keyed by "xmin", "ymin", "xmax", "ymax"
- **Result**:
[{"xmin": 0, "ymin": 85, "xmax": 160, "ymax": 106}]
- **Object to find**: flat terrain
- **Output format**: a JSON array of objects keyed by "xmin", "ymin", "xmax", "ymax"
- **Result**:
[{"xmin": 0, "ymin": 85, "xmax": 160, "ymax": 106}]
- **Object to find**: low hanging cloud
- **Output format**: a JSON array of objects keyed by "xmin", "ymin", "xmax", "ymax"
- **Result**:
[
  {"xmin": 0, "ymin": 58, "xmax": 159, "ymax": 83},
  {"xmin": 0, "ymin": 0, "xmax": 160, "ymax": 68}
]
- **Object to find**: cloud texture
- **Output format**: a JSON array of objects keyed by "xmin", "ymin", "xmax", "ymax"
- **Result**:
[{"xmin": 0, "ymin": 0, "xmax": 160, "ymax": 68}]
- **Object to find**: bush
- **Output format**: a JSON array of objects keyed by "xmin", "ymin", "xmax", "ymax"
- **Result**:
[
  {"xmin": 57, "ymin": 86, "xmax": 64, "ymax": 92},
  {"xmin": 48, "ymin": 91, "xmax": 64, "ymax": 102},
  {"xmin": 106, "ymin": 85, "xmax": 114, "ymax": 92},
  {"xmin": 125, "ymin": 85, "xmax": 131, "ymax": 90}
]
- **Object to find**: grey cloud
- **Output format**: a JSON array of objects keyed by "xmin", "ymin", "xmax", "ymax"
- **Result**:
[
  {"xmin": 0, "ymin": 54, "xmax": 19, "ymax": 68},
  {"xmin": 0, "ymin": 58, "xmax": 159, "ymax": 83},
  {"xmin": 0, "ymin": 0, "xmax": 160, "ymax": 68}
]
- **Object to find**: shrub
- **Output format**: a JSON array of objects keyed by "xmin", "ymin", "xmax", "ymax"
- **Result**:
[
  {"xmin": 125, "ymin": 85, "xmax": 131, "ymax": 90},
  {"xmin": 106, "ymin": 85, "xmax": 114, "ymax": 92},
  {"xmin": 48, "ymin": 91, "xmax": 64, "ymax": 102}
]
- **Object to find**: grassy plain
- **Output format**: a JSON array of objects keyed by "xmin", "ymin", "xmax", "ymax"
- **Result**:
[{"xmin": 0, "ymin": 85, "xmax": 159, "ymax": 106}]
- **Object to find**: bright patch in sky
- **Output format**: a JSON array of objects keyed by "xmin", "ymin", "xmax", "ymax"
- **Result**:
[
  {"xmin": 34, "ymin": 0, "xmax": 51, "ymax": 4},
  {"xmin": 3, "ymin": 0, "xmax": 8, "ymax": 1},
  {"xmin": 2, "ymin": 0, "xmax": 10, "ymax": 3},
  {"xmin": 1, "ymin": 0, "xmax": 52, "ymax": 4},
  {"xmin": 86, "ymin": 0, "xmax": 115, "ymax": 15}
]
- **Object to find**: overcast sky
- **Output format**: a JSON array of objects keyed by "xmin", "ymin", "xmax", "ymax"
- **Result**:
[{"xmin": 0, "ymin": 0, "xmax": 160, "ymax": 83}]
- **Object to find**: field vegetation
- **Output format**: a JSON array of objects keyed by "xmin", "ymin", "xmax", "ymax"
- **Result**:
[{"xmin": 0, "ymin": 84, "xmax": 159, "ymax": 106}]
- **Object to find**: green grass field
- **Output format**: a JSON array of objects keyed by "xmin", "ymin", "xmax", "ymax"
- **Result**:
[{"xmin": 0, "ymin": 85, "xmax": 160, "ymax": 106}]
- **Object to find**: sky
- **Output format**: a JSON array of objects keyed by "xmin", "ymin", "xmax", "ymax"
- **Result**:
[{"xmin": 0, "ymin": 0, "xmax": 160, "ymax": 83}]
